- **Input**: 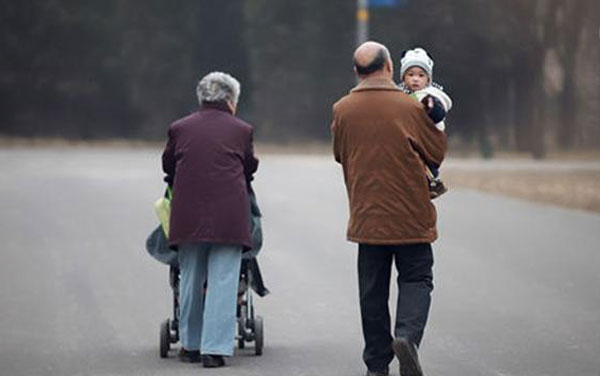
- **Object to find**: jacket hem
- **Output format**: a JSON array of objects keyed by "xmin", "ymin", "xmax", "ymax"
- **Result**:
[
  {"xmin": 347, "ymin": 235, "xmax": 437, "ymax": 245},
  {"xmin": 169, "ymin": 237, "xmax": 251, "ymax": 250}
]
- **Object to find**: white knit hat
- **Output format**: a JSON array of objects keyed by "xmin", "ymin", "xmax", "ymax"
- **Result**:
[{"xmin": 400, "ymin": 48, "xmax": 434, "ymax": 80}]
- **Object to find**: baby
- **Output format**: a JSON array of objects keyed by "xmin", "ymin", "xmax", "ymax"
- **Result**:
[{"xmin": 399, "ymin": 47, "xmax": 452, "ymax": 198}]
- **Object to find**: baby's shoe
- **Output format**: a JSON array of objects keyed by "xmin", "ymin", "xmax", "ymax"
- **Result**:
[{"xmin": 429, "ymin": 178, "xmax": 448, "ymax": 199}]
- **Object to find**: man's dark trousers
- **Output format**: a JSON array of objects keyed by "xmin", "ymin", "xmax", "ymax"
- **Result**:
[{"xmin": 358, "ymin": 243, "xmax": 434, "ymax": 372}]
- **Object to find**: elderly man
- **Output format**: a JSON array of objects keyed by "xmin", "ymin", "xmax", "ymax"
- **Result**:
[
  {"xmin": 331, "ymin": 42, "xmax": 447, "ymax": 376},
  {"xmin": 162, "ymin": 71, "xmax": 258, "ymax": 367}
]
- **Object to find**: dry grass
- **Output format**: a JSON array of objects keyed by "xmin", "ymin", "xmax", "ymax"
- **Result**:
[
  {"xmin": 444, "ymin": 169, "xmax": 600, "ymax": 213},
  {"xmin": 0, "ymin": 137, "xmax": 331, "ymax": 154},
  {"xmin": 255, "ymin": 141, "xmax": 332, "ymax": 155},
  {"xmin": 0, "ymin": 136, "xmax": 163, "ymax": 149}
]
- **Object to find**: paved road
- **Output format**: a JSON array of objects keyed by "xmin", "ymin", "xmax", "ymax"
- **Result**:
[{"xmin": 1, "ymin": 147, "xmax": 599, "ymax": 376}]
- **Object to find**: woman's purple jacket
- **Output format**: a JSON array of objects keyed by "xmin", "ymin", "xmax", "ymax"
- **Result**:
[{"xmin": 162, "ymin": 101, "xmax": 259, "ymax": 249}]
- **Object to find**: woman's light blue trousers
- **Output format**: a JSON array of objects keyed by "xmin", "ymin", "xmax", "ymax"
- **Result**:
[{"xmin": 178, "ymin": 243, "xmax": 242, "ymax": 356}]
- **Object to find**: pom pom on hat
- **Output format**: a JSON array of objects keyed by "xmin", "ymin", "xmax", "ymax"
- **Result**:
[{"xmin": 400, "ymin": 48, "xmax": 434, "ymax": 80}]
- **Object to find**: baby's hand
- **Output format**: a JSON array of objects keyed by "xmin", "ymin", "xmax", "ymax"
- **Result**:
[
  {"xmin": 420, "ymin": 95, "xmax": 435, "ymax": 110},
  {"xmin": 421, "ymin": 95, "xmax": 446, "ymax": 124}
]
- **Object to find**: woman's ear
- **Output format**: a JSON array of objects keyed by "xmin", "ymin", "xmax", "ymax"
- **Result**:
[{"xmin": 227, "ymin": 100, "xmax": 237, "ymax": 115}]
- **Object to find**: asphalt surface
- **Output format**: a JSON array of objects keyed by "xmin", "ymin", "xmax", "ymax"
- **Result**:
[{"xmin": 1, "ymin": 147, "xmax": 599, "ymax": 376}]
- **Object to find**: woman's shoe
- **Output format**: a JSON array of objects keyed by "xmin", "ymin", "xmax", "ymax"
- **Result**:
[
  {"xmin": 202, "ymin": 354, "xmax": 225, "ymax": 368},
  {"xmin": 178, "ymin": 348, "xmax": 201, "ymax": 363}
]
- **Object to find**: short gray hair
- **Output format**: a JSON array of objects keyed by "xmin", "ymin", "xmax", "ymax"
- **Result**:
[{"xmin": 196, "ymin": 71, "xmax": 241, "ymax": 106}]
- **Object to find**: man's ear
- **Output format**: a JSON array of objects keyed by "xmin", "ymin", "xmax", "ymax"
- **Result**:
[{"xmin": 386, "ymin": 58, "xmax": 394, "ymax": 74}]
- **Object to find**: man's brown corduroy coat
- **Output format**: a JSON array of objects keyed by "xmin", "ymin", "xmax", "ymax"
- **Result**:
[{"xmin": 331, "ymin": 77, "xmax": 447, "ymax": 245}]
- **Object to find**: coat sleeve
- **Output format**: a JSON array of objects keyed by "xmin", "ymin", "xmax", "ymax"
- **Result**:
[
  {"xmin": 244, "ymin": 128, "xmax": 259, "ymax": 184},
  {"xmin": 407, "ymin": 108, "xmax": 447, "ymax": 169},
  {"xmin": 162, "ymin": 127, "xmax": 176, "ymax": 187},
  {"xmin": 331, "ymin": 103, "xmax": 342, "ymax": 164}
]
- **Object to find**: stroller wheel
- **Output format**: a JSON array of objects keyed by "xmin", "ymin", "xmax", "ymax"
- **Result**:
[
  {"xmin": 254, "ymin": 316, "xmax": 264, "ymax": 356},
  {"xmin": 160, "ymin": 319, "xmax": 171, "ymax": 358}
]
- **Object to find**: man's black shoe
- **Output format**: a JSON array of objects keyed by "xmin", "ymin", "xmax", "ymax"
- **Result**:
[
  {"xmin": 202, "ymin": 354, "xmax": 225, "ymax": 368},
  {"xmin": 392, "ymin": 337, "xmax": 423, "ymax": 376},
  {"xmin": 178, "ymin": 348, "xmax": 201, "ymax": 363}
]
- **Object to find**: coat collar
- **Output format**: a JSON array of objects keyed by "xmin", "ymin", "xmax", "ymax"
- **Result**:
[
  {"xmin": 200, "ymin": 101, "xmax": 233, "ymax": 114},
  {"xmin": 351, "ymin": 77, "xmax": 401, "ymax": 93}
]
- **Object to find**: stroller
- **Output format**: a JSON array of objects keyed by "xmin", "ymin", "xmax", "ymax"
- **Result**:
[
  {"xmin": 159, "ymin": 256, "xmax": 269, "ymax": 357},
  {"xmin": 146, "ymin": 190, "xmax": 268, "ymax": 358}
]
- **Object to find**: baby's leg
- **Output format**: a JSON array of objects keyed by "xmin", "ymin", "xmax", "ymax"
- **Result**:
[
  {"xmin": 426, "ymin": 164, "xmax": 439, "ymax": 179},
  {"xmin": 425, "ymin": 164, "xmax": 440, "ymax": 180}
]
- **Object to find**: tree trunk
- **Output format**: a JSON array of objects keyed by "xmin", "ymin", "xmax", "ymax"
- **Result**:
[{"xmin": 556, "ymin": 0, "xmax": 588, "ymax": 149}]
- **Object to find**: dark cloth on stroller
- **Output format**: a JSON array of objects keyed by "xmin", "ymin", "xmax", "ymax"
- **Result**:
[
  {"xmin": 246, "ymin": 258, "xmax": 269, "ymax": 297},
  {"xmin": 145, "ymin": 225, "xmax": 178, "ymax": 266}
]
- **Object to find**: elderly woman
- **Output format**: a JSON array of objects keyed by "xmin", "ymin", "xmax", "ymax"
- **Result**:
[{"xmin": 162, "ymin": 72, "xmax": 259, "ymax": 367}]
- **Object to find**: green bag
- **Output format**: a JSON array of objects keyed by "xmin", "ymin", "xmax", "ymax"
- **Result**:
[{"xmin": 153, "ymin": 187, "xmax": 172, "ymax": 237}]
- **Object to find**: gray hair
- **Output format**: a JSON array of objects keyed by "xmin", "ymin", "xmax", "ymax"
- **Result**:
[{"xmin": 196, "ymin": 71, "xmax": 241, "ymax": 106}]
